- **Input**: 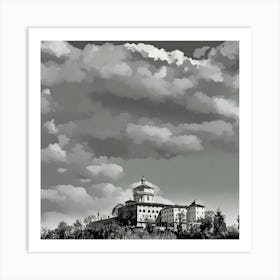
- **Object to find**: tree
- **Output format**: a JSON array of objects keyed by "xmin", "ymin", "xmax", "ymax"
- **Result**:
[
  {"xmin": 73, "ymin": 219, "xmax": 83, "ymax": 228},
  {"xmin": 57, "ymin": 221, "xmax": 68, "ymax": 230},
  {"xmin": 199, "ymin": 210, "xmax": 214, "ymax": 234},
  {"xmin": 41, "ymin": 227, "xmax": 50, "ymax": 239},
  {"xmin": 57, "ymin": 221, "xmax": 70, "ymax": 239},
  {"xmin": 145, "ymin": 218, "xmax": 154, "ymax": 234},
  {"xmin": 237, "ymin": 214, "xmax": 240, "ymax": 230},
  {"xmin": 199, "ymin": 217, "xmax": 213, "ymax": 233},
  {"xmin": 213, "ymin": 209, "xmax": 227, "ymax": 236}
]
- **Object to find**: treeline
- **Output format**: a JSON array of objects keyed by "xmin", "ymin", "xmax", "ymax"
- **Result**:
[{"xmin": 41, "ymin": 209, "xmax": 239, "ymax": 239}]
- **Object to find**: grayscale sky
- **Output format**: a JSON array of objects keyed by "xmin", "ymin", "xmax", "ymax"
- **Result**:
[{"xmin": 41, "ymin": 40, "xmax": 239, "ymax": 229}]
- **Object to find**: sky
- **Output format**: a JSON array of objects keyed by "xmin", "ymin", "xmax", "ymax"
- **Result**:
[{"xmin": 41, "ymin": 40, "xmax": 239, "ymax": 229}]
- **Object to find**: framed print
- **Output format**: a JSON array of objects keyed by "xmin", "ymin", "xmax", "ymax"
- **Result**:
[
  {"xmin": 1, "ymin": 0, "xmax": 280, "ymax": 279},
  {"xmin": 28, "ymin": 27, "xmax": 252, "ymax": 252}
]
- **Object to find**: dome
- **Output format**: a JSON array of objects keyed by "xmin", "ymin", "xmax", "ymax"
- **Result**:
[{"xmin": 133, "ymin": 177, "xmax": 155, "ymax": 203}]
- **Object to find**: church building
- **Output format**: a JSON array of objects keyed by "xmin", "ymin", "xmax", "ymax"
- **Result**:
[{"xmin": 116, "ymin": 178, "xmax": 205, "ymax": 228}]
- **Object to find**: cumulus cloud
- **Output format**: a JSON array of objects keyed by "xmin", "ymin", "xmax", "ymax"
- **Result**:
[
  {"xmin": 219, "ymin": 41, "xmax": 239, "ymax": 60},
  {"xmin": 195, "ymin": 60, "xmax": 224, "ymax": 82},
  {"xmin": 58, "ymin": 134, "xmax": 70, "ymax": 147},
  {"xmin": 41, "ymin": 183, "xmax": 132, "ymax": 228},
  {"xmin": 42, "ymin": 88, "xmax": 51, "ymax": 95},
  {"xmin": 42, "ymin": 141, "xmax": 125, "ymax": 184},
  {"xmin": 41, "ymin": 88, "xmax": 59, "ymax": 115},
  {"xmin": 42, "ymin": 143, "xmax": 67, "ymax": 163},
  {"xmin": 57, "ymin": 168, "xmax": 67, "ymax": 173},
  {"xmin": 41, "ymin": 41, "xmax": 238, "ymax": 109},
  {"xmin": 44, "ymin": 119, "xmax": 59, "ymax": 134},
  {"xmin": 42, "ymin": 41, "xmax": 72, "ymax": 58},
  {"xmin": 41, "ymin": 62, "xmax": 86, "ymax": 86},
  {"xmin": 193, "ymin": 46, "xmax": 210, "ymax": 58},
  {"xmin": 86, "ymin": 163, "xmax": 124, "ymax": 181},
  {"xmin": 126, "ymin": 123, "xmax": 203, "ymax": 156},
  {"xmin": 125, "ymin": 43, "xmax": 186, "ymax": 65},
  {"xmin": 41, "ymin": 91, "xmax": 55, "ymax": 114},
  {"xmin": 58, "ymin": 107, "xmax": 131, "ymax": 140},
  {"xmin": 42, "ymin": 185, "xmax": 95, "ymax": 214},
  {"xmin": 186, "ymin": 92, "xmax": 239, "ymax": 118},
  {"xmin": 177, "ymin": 120, "xmax": 234, "ymax": 138}
]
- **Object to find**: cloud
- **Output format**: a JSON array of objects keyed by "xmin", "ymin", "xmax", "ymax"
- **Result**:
[
  {"xmin": 41, "ymin": 62, "xmax": 86, "ymax": 86},
  {"xmin": 41, "ymin": 183, "xmax": 132, "ymax": 228},
  {"xmin": 57, "ymin": 168, "xmax": 67, "ymax": 173},
  {"xmin": 58, "ymin": 106, "xmax": 131, "ymax": 140},
  {"xmin": 42, "ymin": 41, "xmax": 72, "ymax": 58},
  {"xmin": 194, "ymin": 60, "xmax": 224, "ymax": 82},
  {"xmin": 42, "ymin": 88, "xmax": 51, "ymax": 95},
  {"xmin": 193, "ymin": 46, "xmax": 210, "ymax": 58},
  {"xmin": 186, "ymin": 92, "xmax": 239, "ymax": 118},
  {"xmin": 213, "ymin": 96, "xmax": 239, "ymax": 117},
  {"xmin": 41, "ymin": 185, "xmax": 94, "ymax": 215},
  {"xmin": 125, "ymin": 43, "xmax": 186, "ymax": 65},
  {"xmin": 44, "ymin": 119, "xmax": 59, "ymax": 134},
  {"xmin": 86, "ymin": 163, "xmax": 124, "ymax": 181},
  {"xmin": 127, "ymin": 124, "xmax": 172, "ymax": 144},
  {"xmin": 41, "ymin": 143, "xmax": 67, "ymax": 163},
  {"xmin": 219, "ymin": 41, "xmax": 239, "ymax": 60},
  {"xmin": 177, "ymin": 120, "xmax": 234, "ymax": 138},
  {"xmin": 42, "ymin": 141, "xmax": 125, "ymax": 184},
  {"xmin": 40, "ymin": 40, "xmax": 239, "ymax": 159},
  {"xmin": 126, "ymin": 123, "xmax": 203, "ymax": 156},
  {"xmin": 41, "ymin": 89, "xmax": 56, "ymax": 114},
  {"xmin": 57, "ymin": 134, "xmax": 70, "ymax": 148},
  {"xmin": 41, "ymin": 41, "xmax": 238, "ymax": 112},
  {"xmin": 66, "ymin": 143, "xmax": 93, "ymax": 166}
]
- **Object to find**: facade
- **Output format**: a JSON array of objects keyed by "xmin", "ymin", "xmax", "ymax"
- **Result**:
[
  {"xmin": 187, "ymin": 200, "xmax": 205, "ymax": 224},
  {"xmin": 160, "ymin": 206, "xmax": 187, "ymax": 228},
  {"xmin": 89, "ymin": 178, "xmax": 206, "ymax": 229},
  {"xmin": 118, "ymin": 199, "xmax": 169, "ymax": 227}
]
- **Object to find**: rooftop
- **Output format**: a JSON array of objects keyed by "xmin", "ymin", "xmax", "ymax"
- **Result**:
[
  {"xmin": 162, "ymin": 205, "xmax": 187, "ymax": 210},
  {"xmin": 120, "ymin": 201, "xmax": 174, "ymax": 208},
  {"xmin": 188, "ymin": 200, "xmax": 205, "ymax": 208}
]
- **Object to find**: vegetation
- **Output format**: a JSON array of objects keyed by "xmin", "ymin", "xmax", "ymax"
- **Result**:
[
  {"xmin": 41, "ymin": 222, "xmax": 177, "ymax": 240},
  {"xmin": 41, "ymin": 211, "xmax": 239, "ymax": 239}
]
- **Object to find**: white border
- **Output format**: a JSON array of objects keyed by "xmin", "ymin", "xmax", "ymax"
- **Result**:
[{"xmin": 28, "ymin": 27, "xmax": 252, "ymax": 253}]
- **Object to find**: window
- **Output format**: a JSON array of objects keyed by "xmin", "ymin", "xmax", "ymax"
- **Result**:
[
  {"xmin": 152, "ymin": 210, "xmax": 154, "ymax": 213},
  {"xmin": 139, "ymin": 209, "xmax": 142, "ymax": 212},
  {"xmin": 143, "ymin": 210, "xmax": 145, "ymax": 213},
  {"xmin": 147, "ymin": 196, "xmax": 149, "ymax": 201},
  {"xmin": 148, "ymin": 210, "xmax": 150, "ymax": 213}
]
